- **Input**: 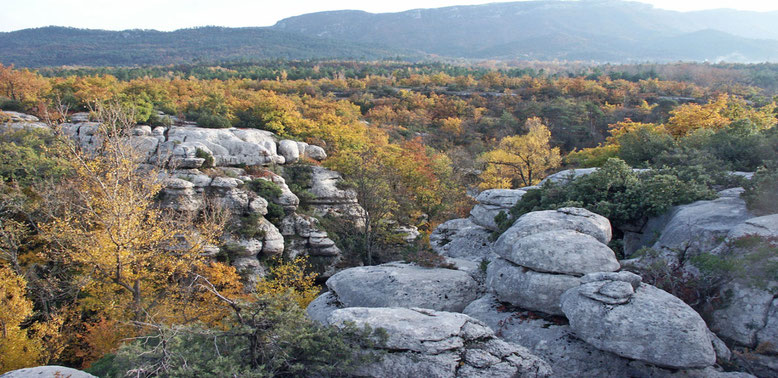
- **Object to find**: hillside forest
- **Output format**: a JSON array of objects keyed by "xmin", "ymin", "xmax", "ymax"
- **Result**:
[{"xmin": 1, "ymin": 60, "xmax": 777, "ymax": 375}]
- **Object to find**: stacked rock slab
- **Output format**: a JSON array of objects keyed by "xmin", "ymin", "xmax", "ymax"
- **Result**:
[
  {"xmin": 464, "ymin": 294, "xmax": 747, "ymax": 378},
  {"xmin": 487, "ymin": 208, "xmax": 619, "ymax": 315},
  {"xmin": 324, "ymin": 307, "xmax": 553, "ymax": 378},
  {"xmin": 560, "ymin": 272, "xmax": 716, "ymax": 369},
  {"xmin": 470, "ymin": 188, "xmax": 533, "ymax": 231},
  {"xmin": 429, "ymin": 218, "xmax": 495, "ymax": 262},
  {"xmin": 307, "ymin": 262, "xmax": 481, "ymax": 321}
]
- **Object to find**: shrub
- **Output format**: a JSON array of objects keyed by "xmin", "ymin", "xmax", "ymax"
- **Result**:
[
  {"xmin": 245, "ymin": 179, "xmax": 285, "ymax": 224},
  {"xmin": 196, "ymin": 113, "xmax": 231, "ymax": 129},
  {"xmin": 87, "ymin": 294, "xmax": 385, "ymax": 378},
  {"xmin": 0, "ymin": 98, "xmax": 23, "ymax": 112},
  {"xmin": 194, "ymin": 148, "xmax": 214, "ymax": 169},
  {"xmin": 246, "ymin": 178, "xmax": 282, "ymax": 199},
  {"xmin": 234, "ymin": 213, "xmax": 266, "ymax": 240},
  {"xmin": 256, "ymin": 256, "xmax": 320, "ymax": 308},
  {"xmin": 496, "ymin": 158, "xmax": 716, "ymax": 240},
  {"xmin": 216, "ymin": 243, "xmax": 248, "ymax": 265},
  {"xmin": 564, "ymin": 145, "xmax": 619, "ymax": 168},
  {"xmin": 743, "ymin": 161, "xmax": 778, "ymax": 215}
]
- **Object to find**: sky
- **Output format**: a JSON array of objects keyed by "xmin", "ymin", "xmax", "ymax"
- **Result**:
[{"xmin": 2, "ymin": 0, "xmax": 778, "ymax": 32}]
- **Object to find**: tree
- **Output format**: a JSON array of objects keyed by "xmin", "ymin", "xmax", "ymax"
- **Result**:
[
  {"xmin": 0, "ymin": 265, "xmax": 63, "ymax": 374},
  {"xmin": 39, "ymin": 103, "xmax": 227, "ymax": 323},
  {"xmin": 479, "ymin": 117, "xmax": 561, "ymax": 189}
]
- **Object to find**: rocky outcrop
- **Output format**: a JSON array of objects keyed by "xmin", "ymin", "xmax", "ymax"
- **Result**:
[
  {"xmin": 307, "ymin": 166, "xmax": 366, "ymax": 226},
  {"xmin": 280, "ymin": 213, "xmax": 341, "ymax": 277},
  {"xmin": 321, "ymin": 262, "xmax": 480, "ymax": 312},
  {"xmin": 486, "ymin": 258, "xmax": 581, "ymax": 315},
  {"xmin": 560, "ymin": 273, "xmax": 716, "ymax": 369},
  {"xmin": 324, "ymin": 307, "xmax": 552, "ymax": 378},
  {"xmin": 499, "ymin": 230, "xmax": 619, "ymax": 275},
  {"xmin": 539, "ymin": 168, "xmax": 598, "ymax": 185},
  {"xmin": 649, "ymin": 189, "xmax": 754, "ymax": 261},
  {"xmin": 464, "ymin": 295, "xmax": 748, "ymax": 378},
  {"xmin": 0, "ymin": 110, "xmax": 48, "ymax": 129},
  {"xmin": 429, "ymin": 218, "xmax": 495, "ymax": 262},
  {"xmin": 487, "ymin": 207, "xmax": 619, "ymax": 315},
  {"xmin": 470, "ymin": 189, "xmax": 530, "ymax": 231},
  {"xmin": 625, "ymin": 188, "xmax": 754, "ymax": 261},
  {"xmin": 494, "ymin": 207, "xmax": 612, "ymax": 251},
  {"xmin": 711, "ymin": 282, "xmax": 777, "ymax": 348},
  {"xmin": 0, "ymin": 366, "xmax": 97, "ymax": 378}
]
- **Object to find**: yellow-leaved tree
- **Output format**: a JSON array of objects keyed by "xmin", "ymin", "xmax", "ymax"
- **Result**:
[
  {"xmin": 0, "ymin": 265, "xmax": 64, "ymax": 373},
  {"xmin": 479, "ymin": 117, "xmax": 561, "ymax": 189},
  {"xmin": 39, "ymin": 104, "xmax": 231, "ymax": 325}
]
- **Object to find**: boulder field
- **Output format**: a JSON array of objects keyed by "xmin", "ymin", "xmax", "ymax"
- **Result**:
[{"xmin": 310, "ymin": 193, "xmax": 772, "ymax": 376}]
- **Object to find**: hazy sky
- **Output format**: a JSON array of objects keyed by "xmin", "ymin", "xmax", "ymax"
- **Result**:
[{"xmin": 2, "ymin": 0, "xmax": 777, "ymax": 32}]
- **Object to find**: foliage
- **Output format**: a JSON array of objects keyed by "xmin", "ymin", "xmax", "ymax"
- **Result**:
[
  {"xmin": 234, "ymin": 213, "xmax": 267, "ymax": 240},
  {"xmin": 496, "ymin": 159, "xmax": 716, "ymax": 238},
  {"xmin": 564, "ymin": 144, "xmax": 618, "ymax": 168},
  {"xmin": 196, "ymin": 113, "xmax": 231, "ymax": 129},
  {"xmin": 479, "ymin": 117, "xmax": 562, "ymax": 189},
  {"xmin": 0, "ymin": 265, "xmax": 63, "ymax": 373},
  {"xmin": 39, "ymin": 104, "xmax": 227, "ymax": 323},
  {"xmin": 743, "ymin": 161, "xmax": 778, "ymax": 215},
  {"xmin": 194, "ymin": 148, "xmax": 214, "ymax": 169},
  {"xmin": 245, "ymin": 179, "xmax": 285, "ymax": 224},
  {"xmin": 0, "ymin": 126, "xmax": 70, "ymax": 185},
  {"xmin": 256, "ymin": 256, "xmax": 320, "ymax": 308},
  {"xmin": 88, "ymin": 293, "xmax": 385, "ymax": 378}
]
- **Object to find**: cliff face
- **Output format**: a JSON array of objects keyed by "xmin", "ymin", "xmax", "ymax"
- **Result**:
[{"xmin": 4, "ymin": 110, "xmax": 366, "ymax": 281}]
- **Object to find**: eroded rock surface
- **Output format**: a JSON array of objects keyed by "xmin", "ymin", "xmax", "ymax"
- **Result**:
[
  {"xmin": 561, "ymin": 275, "xmax": 716, "ymax": 369},
  {"xmin": 325, "ymin": 307, "xmax": 552, "ymax": 378},
  {"xmin": 325, "ymin": 262, "xmax": 479, "ymax": 312}
]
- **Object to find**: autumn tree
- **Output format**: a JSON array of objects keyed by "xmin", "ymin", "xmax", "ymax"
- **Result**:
[
  {"xmin": 39, "ymin": 103, "xmax": 227, "ymax": 324},
  {"xmin": 479, "ymin": 117, "xmax": 562, "ymax": 189},
  {"xmin": 0, "ymin": 265, "xmax": 64, "ymax": 373}
]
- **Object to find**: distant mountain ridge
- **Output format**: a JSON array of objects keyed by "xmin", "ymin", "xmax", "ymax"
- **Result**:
[
  {"xmin": 273, "ymin": 0, "xmax": 778, "ymax": 62},
  {"xmin": 0, "ymin": 26, "xmax": 414, "ymax": 67},
  {"xmin": 2, "ymin": 0, "xmax": 778, "ymax": 67}
]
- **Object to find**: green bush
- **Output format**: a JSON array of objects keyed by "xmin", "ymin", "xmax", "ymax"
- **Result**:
[
  {"xmin": 246, "ymin": 178, "xmax": 282, "ymax": 199},
  {"xmin": 743, "ymin": 161, "xmax": 778, "ymax": 215},
  {"xmin": 196, "ymin": 113, "xmax": 232, "ymax": 129},
  {"xmin": 87, "ymin": 294, "xmax": 386, "ymax": 378},
  {"xmin": 195, "ymin": 148, "xmax": 214, "ymax": 169},
  {"xmin": 496, "ymin": 158, "xmax": 716, "ymax": 239},
  {"xmin": 245, "ymin": 179, "xmax": 285, "ymax": 224},
  {"xmin": 616, "ymin": 127, "xmax": 674, "ymax": 167},
  {"xmin": 0, "ymin": 98, "xmax": 23, "ymax": 112},
  {"xmin": 0, "ymin": 127, "xmax": 71, "ymax": 185},
  {"xmin": 234, "ymin": 213, "xmax": 266, "ymax": 240}
]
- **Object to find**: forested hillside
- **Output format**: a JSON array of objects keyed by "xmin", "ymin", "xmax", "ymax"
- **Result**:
[
  {"xmin": 0, "ymin": 26, "xmax": 413, "ymax": 67},
  {"xmin": 274, "ymin": 1, "xmax": 778, "ymax": 62}
]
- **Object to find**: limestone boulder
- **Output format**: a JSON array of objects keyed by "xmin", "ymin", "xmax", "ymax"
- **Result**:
[
  {"xmin": 470, "ymin": 189, "xmax": 527, "ymax": 231},
  {"xmin": 326, "ymin": 307, "xmax": 552, "ymax": 378},
  {"xmin": 711, "ymin": 282, "xmax": 776, "ymax": 347},
  {"xmin": 498, "ymin": 229, "xmax": 619, "ymax": 275},
  {"xmin": 486, "ymin": 258, "xmax": 580, "ymax": 315},
  {"xmin": 560, "ymin": 276, "xmax": 716, "ymax": 369},
  {"xmin": 0, "ymin": 366, "xmax": 96, "ymax": 378},
  {"xmin": 494, "ymin": 208, "xmax": 612, "ymax": 259},
  {"xmin": 464, "ymin": 295, "xmax": 751, "ymax": 378},
  {"xmin": 325, "ymin": 263, "xmax": 479, "ymax": 312},
  {"xmin": 651, "ymin": 191, "xmax": 753, "ymax": 259},
  {"xmin": 429, "ymin": 218, "xmax": 495, "ymax": 262},
  {"xmin": 278, "ymin": 139, "xmax": 300, "ymax": 164}
]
